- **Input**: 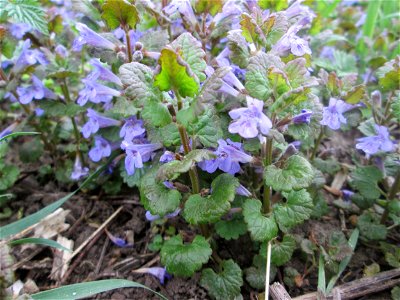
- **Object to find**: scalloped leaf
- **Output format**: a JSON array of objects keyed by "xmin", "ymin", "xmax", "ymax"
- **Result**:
[
  {"xmin": 160, "ymin": 235, "xmax": 212, "ymax": 277},
  {"xmin": 215, "ymin": 216, "xmax": 247, "ymax": 240},
  {"xmin": 349, "ymin": 166, "xmax": 383, "ymax": 200},
  {"xmin": 200, "ymin": 259, "xmax": 243, "ymax": 300},
  {"xmin": 274, "ymin": 189, "xmax": 313, "ymax": 232},
  {"xmin": 139, "ymin": 166, "xmax": 182, "ymax": 216},
  {"xmin": 183, "ymin": 174, "xmax": 239, "ymax": 224},
  {"xmin": 119, "ymin": 62, "xmax": 161, "ymax": 106},
  {"xmin": 242, "ymin": 199, "xmax": 278, "ymax": 242},
  {"xmin": 154, "ymin": 47, "xmax": 199, "ymax": 97},
  {"xmin": 265, "ymin": 155, "xmax": 314, "ymax": 192},
  {"xmin": 227, "ymin": 30, "xmax": 250, "ymax": 69},
  {"xmin": 170, "ymin": 32, "xmax": 207, "ymax": 82},
  {"xmin": 260, "ymin": 235, "xmax": 296, "ymax": 266},
  {"xmin": 101, "ymin": 0, "xmax": 139, "ymax": 29}
]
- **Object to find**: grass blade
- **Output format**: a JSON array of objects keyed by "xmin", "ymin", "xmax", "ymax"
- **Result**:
[
  {"xmin": 0, "ymin": 163, "xmax": 107, "ymax": 240},
  {"xmin": 326, "ymin": 229, "xmax": 359, "ymax": 294},
  {"xmin": 317, "ymin": 249, "xmax": 326, "ymax": 296},
  {"xmin": 30, "ymin": 279, "xmax": 168, "ymax": 300},
  {"xmin": 0, "ymin": 131, "xmax": 40, "ymax": 143},
  {"xmin": 357, "ymin": 0, "xmax": 382, "ymax": 55},
  {"xmin": 9, "ymin": 237, "xmax": 72, "ymax": 252}
]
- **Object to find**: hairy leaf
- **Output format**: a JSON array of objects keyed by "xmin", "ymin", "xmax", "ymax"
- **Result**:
[
  {"xmin": 101, "ymin": 0, "xmax": 139, "ymax": 29},
  {"xmin": 215, "ymin": 217, "xmax": 247, "ymax": 240},
  {"xmin": 265, "ymin": 155, "xmax": 314, "ymax": 192},
  {"xmin": 200, "ymin": 259, "xmax": 243, "ymax": 300},
  {"xmin": 160, "ymin": 235, "xmax": 212, "ymax": 277},
  {"xmin": 227, "ymin": 30, "xmax": 250, "ymax": 68},
  {"xmin": 274, "ymin": 189, "xmax": 313, "ymax": 232},
  {"xmin": 243, "ymin": 199, "xmax": 278, "ymax": 242},
  {"xmin": 349, "ymin": 166, "xmax": 383, "ymax": 200},
  {"xmin": 357, "ymin": 212, "xmax": 387, "ymax": 240},
  {"xmin": 183, "ymin": 174, "xmax": 239, "ymax": 224},
  {"xmin": 142, "ymin": 100, "xmax": 172, "ymax": 127}
]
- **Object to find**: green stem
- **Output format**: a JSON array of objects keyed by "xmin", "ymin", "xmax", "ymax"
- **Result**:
[
  {"xmin": 381, "ymin": 171, "xmax": 400, "ymax": 224},
  {"xmin": 125, "ymin": 29, "xmax": 133, "ymax": 63},
  {"xmin": 310, "ymin": 127, "xmax": 324, "ymax": 162},
  {"xmin": 263, "ymin": 138, "xmax": 273, "ymax": 214},
  {"xmin": 61, "ymin": 80, "xmax": 84, "ymax": 164}
]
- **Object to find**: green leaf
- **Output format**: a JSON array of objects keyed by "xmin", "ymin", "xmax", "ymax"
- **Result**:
[
  {"xmin": 200, "ymin": 259, "xmax": 243, "ymax": 300},
  {"xmin": 380, "ymin": 242, "xmax": 400, "ymax": 268},
  {"xmin": 392, "ymin": 286, "xmax": 400, "ymax": 300},
  {"xmin": 147, "ymin": 123, "xmax": 181, "ymax": 147},
  {"xmin": 215, "ymin": 217, "xmax": 247, "ymax": 240},
  {"xmin": 245, "ymin": 254, "xmax": 277, "ymax": 290},
  {"xmin": 314, "ymin": 50, "xmax": 357, "ymax": 77},
  {"xmin": 376, "ymin": 56, "xmax": 400, "ymax": 91},
  {"xmin": 38, "ymin": 100, "xmax": 86, "ymax": 117},
  {"xmin": 142, "ymin": 100, "xmax": 172, "ymax": 127},
  {"xmin": 9, "ymin": 238, "xmax": 71, "ymax": 252},
  {"xmin": 274, "ymin": 189, "xmax": 313, "ymax": 232},
  {"xmin": 391, "ymin": 94, "xmax": 400, "ymax": 122},
  {"xmin": 343, "ymin": 84, "xmax": 366, "ymax": 104},
  {"xmin": 183, "ymin": 174, "xmax": 239, "ymax": 224},
  {"xmin": 0, "ymin": 165, "xmax": 19, "ymax": 191},
  {"xmin": 259, "ymin": 0, "xmax": 288, "ymax": 10},
  {"xmin": 349, "ymin": 166, "xmax": 383, "ymax": 200},
  {"xmin": 357, "ymin": 212, "xmax": 387, "ymax": 240},
  {"xmin": 313, "ymin": 158, "xmax": 340, "ymax": 175},
  {"xmin": 139, "ymin": 30, "xmax": 169, "ymax": 51},
  {"xmin": 265, "ymin": 155, "xmax": 314, "ymax": 192},
  {"xmin": 119, "ymin": 62, "xmax": 161, "ymax": 106},
  {"xmin": 270, "ymin": 235, "xmax": 296, "ymax": 266},
  {"xmin": 170, "ymin": 32, "xmax": 207, "ymax": 82},
  {"xmin": 160, "ymin": 235, "xmax": 212, "ymax": 277},
  {"xmin": 227, "ymin": 30, "xmax": 250, "ymax": 68},
  {"xmin": 154, "ymin": 47, "xmax": 199, "ymax": 97},
  {"xmin": 262, "ymin": 12, "xmax": 288, "ymax": 49},
  {"xmin": 187, "ymin": 108, "xmax": 223, "ymax": 147},
  {"xmin": 19, "ymin": 137, "xmax": 44, "ymax": 163},
  {"xmin": 120, "ymin": 165, "xmax": 146, "ymax": 188},
  {"xmin": 245, "ymin": 52, "xmax": 285, "ymax": 101},
  {"xmin": 195, "ymin": 0, "xmax": 223, "ymax": 16},
  {"xmin": 139, "ymin": 165, "xmax": 181, "ymax": 217},
  {"xmin": 0, "ymin": 131, "xmax": 40, "ymax": 143},
  {"xmin": 242, "ymin": 199, "xmax": 278, "ymax": 242},
  {"xmin": 101, "ymin": 0, "xmax": 139, "ymax": 29},
  {"xmin": 2, "ymin": 0, "xmax": 48, "ymax": 35},
  {"xmin": 31, "ymin": 279, "xmax": 167, "ymax": 300},
  {"xmin": 109, "ymin": 97, "xmax": 139, "ymax": 117},
  {"xmin": 0, "ymin": 162, "xmax": 109, "ymax": 240},
  {"xmin": 157, "ymin": 149, "xmax": 215, "ymax": 181}
]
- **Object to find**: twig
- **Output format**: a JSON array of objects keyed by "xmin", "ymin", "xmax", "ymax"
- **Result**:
[
  {"xmin": 293, "ymin": 268, "xmax": 400, "ymax": 300},
  {"xmin": 95, "ymin": 238, "xmax": 109, "ymax": 275}
]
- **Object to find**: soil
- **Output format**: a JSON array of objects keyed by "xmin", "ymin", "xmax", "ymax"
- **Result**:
[{"xmin": 2, "ymin": 153, "xmax": 398, "ymax": 300}]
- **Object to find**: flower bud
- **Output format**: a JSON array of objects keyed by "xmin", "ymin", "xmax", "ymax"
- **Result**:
[{"xmin": 371, "ymin": 90, "xmax": 381, "ymax": 107}]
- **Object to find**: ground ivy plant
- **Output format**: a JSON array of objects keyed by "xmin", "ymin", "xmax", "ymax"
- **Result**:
[{"xmin": 0, "ymin": 0, "xmax": 399, "ymax": 299}]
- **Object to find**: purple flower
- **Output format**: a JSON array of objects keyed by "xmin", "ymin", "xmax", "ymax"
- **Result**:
[
  {"xmin": 55, "ymin": 44, "xmax": 68, "ymax": 58},
  {"xmin": 134, "ymin": 267, "xmax": 172, "ymax": 285},
  {"xmin": 320, "ymin": 98, "xmax": 354, "ymax": 130},
  {"xmin": 81, "ymin": 109, "xmax": 120, "ymax": 138},
  {"xmin": 355, "ymin": 125, "xmax": 395, "ymax": 157},
  {"xmin": 164, "ymin": 0, "xmax": 197, "ymax": 27},
  {"xmin": 236, "ymin": 184, "xmax": 252, "ymax": 197},
  {"xmin": 292, "ymin": 109, "xmax": 313, "ymax": 124},
  {"xmin": 285, "ymin": 1, "xmax": 316, "ymax": 21},
  {"xmin": 0, "ymin": 122, "xmax": 18, "ymax": 139},
  {"xmin": 145, "ymin": 208, "xmax": 181, "ymax": 222},
  {"xmin": 77, "ymin": 78, "xmax": 121, "ymax": 106},
  {"xmin": 341, "ymin": 189, "xmax": 354, "ymax": 202},
  {"xmin": 121, "ymin": 140, "xmax": 162, "ymax": 175},
  {"xmin": 72, "ymin": 23, "xmax": 116, "ymax": 51},
  {"xmin": 160, "ymin": 151, "xmax": 175, "ymax": 163},
  {"xmin": 105, "ymin": 230, "xmax": 133, "ymax": 248},
  {"xmin": 119, "ymin": 117, "xmax": 145, "ymax": 142},
  {"xmin": 88, "ymin": 58, "xmax": 122, "ymax": 86},
  {"xmin": 71, "ymin": 155, "xmax": 89, "ymax": 181},
  {"xmin": 10, "ymin": 23, "xmax": 31, "ymax": 39},
  {"xmin": 215, "ymin": 48, "xmax": 245, "ymax": 92},
  {"xmin": 16, "ymin": 75, "xmax": 48, "ymax": 104},
  {"xmin": 35, "ymin": 108, "xmax": 45, "ymax": 117},
  {"xmin": 198, "ymin": 139, "xmax": 252, "ymax": 174},
  {"xmin": 228, "ymin": 97, "xmax": 272, "ymax": 138},
  {"xmin": 272, "ymin": 22, "xmax": 311, "ymax": 57},
  {"xmin": 88, "ymin": 136, "xmax": 112, "ymax": 162},
  {"xmin": 212, "ymin": 0, "xmax": 242, "ymax": 26},
  {"xmin": 14, "ymin": 40, "xmax": 48, "ymax": 73}
]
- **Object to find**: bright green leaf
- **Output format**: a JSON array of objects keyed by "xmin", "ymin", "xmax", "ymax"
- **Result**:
[
  {"xmin": 0, "ymin": 165, "xmax": 19, "ymax": 191},
  {"xmin": 274, "ymin": 189, "xmax": 313, "ymax": 232},
  {"xmin": 183, "ymin": 174, "xmax": 239, "ymax": 224},
  {"xmin": 200, "ymin": 259, "xmax": 243, "ymax": 300},
  {"xmin": 265, "ymin": 155, "xmax": 314, "ymax": 192},
  {"xmin": 170, "ymin": 32, "xmax": 207, "ymax": 82},
  {"xmin": 195, "ymin": 0, "xmax": 223, "ymax": 16},
  {"xmin": 160, "ymin": 235, "xmax": 212, "ymax": 277},
  {"xmin": 242, "ymin": 199, "xmax": 278, "ymax": 242},
  {"xmin": 154, "ymin": 47, "xmax": 199, "ymax": 97},
  {"xmin": 101, "ymin": 0, "xmax": 139, "ymax": 29},
  {"xmin": 9, "ymin": 238, "xmax": 71, "ymax": 252},
  {"xmin": 376, "ymin": 56, "xmax": 400, "ymax": 91}
]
